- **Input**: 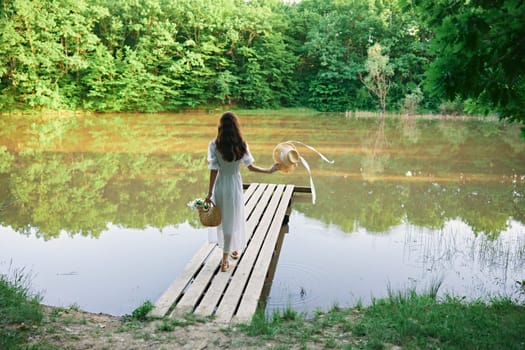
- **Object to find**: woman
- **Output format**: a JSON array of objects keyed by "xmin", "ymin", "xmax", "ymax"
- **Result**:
[{"xmin": 205, "ymin": 111, "xmax": 280, "ymax": 272}]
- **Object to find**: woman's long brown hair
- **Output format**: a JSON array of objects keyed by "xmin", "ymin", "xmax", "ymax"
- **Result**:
[{"xmin": 215, "ymin": 111, "xmax": 247, "ymax": 162}]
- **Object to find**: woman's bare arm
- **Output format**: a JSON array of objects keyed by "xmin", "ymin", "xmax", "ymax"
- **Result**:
[
  {"xmin": 247, "ymin": 163, "xmax": 280, "ymax": 174},
  {"xmin": 205, "ymin": 169, "xmax": 218, "ymax": 202}
]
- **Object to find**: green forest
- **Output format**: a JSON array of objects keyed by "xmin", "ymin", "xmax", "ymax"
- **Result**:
[{"xmin": 1, "ymin": 0, "xmax": 524, "ymax": 126}]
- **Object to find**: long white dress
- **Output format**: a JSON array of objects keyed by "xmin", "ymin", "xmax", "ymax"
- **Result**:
[{"xmin": 207, "ymin": 140, "xmax": 254, "ymax": 253}]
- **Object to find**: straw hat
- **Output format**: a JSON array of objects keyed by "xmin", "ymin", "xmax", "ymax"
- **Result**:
[{"xmin": 273, "ymin": 142, "xmax": 300, "ymax": 173}]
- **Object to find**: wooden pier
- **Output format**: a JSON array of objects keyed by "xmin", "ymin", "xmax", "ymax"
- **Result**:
[{"xmin": 150, "ymin": 183, "xmax": 309, "ymax": 323}]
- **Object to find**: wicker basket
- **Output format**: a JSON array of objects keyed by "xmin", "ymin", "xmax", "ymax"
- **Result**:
[{"xmin": 198, "ymin": 201, "xmax": 221, "ymax": 227}]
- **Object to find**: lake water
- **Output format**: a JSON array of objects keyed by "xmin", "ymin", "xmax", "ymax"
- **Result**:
[{"xmin": 1, "ymin": 111, "xmax": 524, "ymax": 316}]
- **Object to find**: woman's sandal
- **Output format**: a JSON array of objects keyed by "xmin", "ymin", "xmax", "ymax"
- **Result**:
[
  {"xmin": 231, "ymin": 251, "xmax": 240, "ymax": 260},
  {"xmin": 221, "ymin": 260, "xmax": 230, "ymax": 272}
]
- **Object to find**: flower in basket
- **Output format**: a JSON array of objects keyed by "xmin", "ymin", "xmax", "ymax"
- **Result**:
[
  {"xmin": 187, "ymin": 198, "xmax": 210, "ymax": 211},
  {"xmin": 188, "ymin": 197, "xmax": 221, "ymax": 227}
]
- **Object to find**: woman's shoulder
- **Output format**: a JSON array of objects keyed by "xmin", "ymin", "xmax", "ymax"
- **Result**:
[{"xmin": 208, "ymin": 140, "xmax": 218, "ymax": 155}]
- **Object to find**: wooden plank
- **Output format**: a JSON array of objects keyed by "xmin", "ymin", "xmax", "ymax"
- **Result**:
[
  {"xmin": 170, "ymin": 247, "xmax": 223, "ymax": 317},
  {"xmin": 244, "ymin": 183, "xmax": 310, "ymax": 193},
  {"xmin": 291, "ymin": 186, "xmax": 311, "ymax": 193},
  {"xmin": 242, "ymin": 182, "xmax": 258, "ymax": 203},
  {"xmin": 258, "ymin": 224, "xmax": 288, "ymax": 311},
  {"xmin": 194, "ymin": 184, "xmax": 276, "ymax": 317},
  {"xmin": 234, "ymin": 185, "xmax": 295, "ymax": 322},
  {"xmin": 214, "ymin": 185, "xmax": 286, "ymax": 323},
  {"xmin": 191, "ymin": 263, "xmax": 233, "ymax": 317},
  {"xmin": 149, "ymin": 242, "xmax": 217, "ymax": 317},
  {"xmin": 244, "ymin": 183, "xmax": 276, "ymax": 241},
  {"xmin": 244, "ymin": 183, "xmax": 267, "ymax": 220}
]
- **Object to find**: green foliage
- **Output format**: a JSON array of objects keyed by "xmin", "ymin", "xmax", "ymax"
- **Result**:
[
  {"xmin": 239, "ymin": 307, "xmax": 305, "ymax": 337},
  {"xmin": 356, "ymin": 293, "xmax": 525, "ymax": 349},
  {"xmin": 238, "ymin": 294, "xmax": 525, "ymax": 349},
  {"xmin": 0, "ymin": 270, "xmax": 44, "ymax": 350},
  {"xmin": 0, "ymin": 0, "xmax": 520, "ymax": 122},
  {"xmin": 5, "ymin": 0, "xmax": 519, "ymax": 120},
  {"xmin": 361, "ymin": 43, "xmax": 394, "ymax": 113},
  {"xmin": 155, "ymin": 314, "xmax": 206, "ymax": 332},
  {"xmin": 0, "ymin": 0, "xmax": 103, "ymax": 110},
  {"xmin": 0, "ymin": 0, "xmax": 448, "ymax": 114},
  {"xmin": 129, "ymin": 300, "xmax": 154, "ymax": 321},
  {"xmin": 439, "ymin": 98, "xmax": 466, "ymax": 116},
  {"xmin": 417, "ymin": 0, "xmax": 525, "ymax": 130},
  {"xmin": 0, "ymin": 0, "xmax": 300, "ymax": 111},
  {"xmin": 402, "ymin": 86, "xmax": 424, "ymax": 114},
  {"xmin": 291, "ymin": 0, "xmax": 429, "ymax": 112}
]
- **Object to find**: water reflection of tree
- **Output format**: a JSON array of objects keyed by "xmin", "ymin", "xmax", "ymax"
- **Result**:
[
  {"xmin": 295, "ymin": 117, "xmax": 525, "ymax": 237},
  {"xmin": 296, "ymin": 172, "xmax": 523, "ymax": 238},
  {"xmin": 401, "ymin": 113, "xmax": 421, "ymax": 144},
  {"xmin": 438, "ymin": 121, "xmax": 469, "ymax": 151},
  {"xmin": 0, "ymin": 114, "xmax": 208, "ymax": 239},
  {"xmin": 0, "ymin": 149, "xmax": 207, "ymax": 240},
  {"xmin": 1, "ymin": 113, "xmax": 524, "ymax": 240},
  {"xmin": 0, "ymin": 114, "xmax": 214, "ymax": 239},
  {"xmin": 361, "ymin": 116, "xmax": 390, "ymax": 182}
]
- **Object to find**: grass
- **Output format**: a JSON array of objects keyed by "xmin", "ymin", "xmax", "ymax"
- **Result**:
[
  {"xmin": 237, "ymin": 304, "xmax": 362, "ymax": 348},
  {"xmin": 0, "ymin": 269, "xmax": 44, "ymax": 350},
  {"xmin": 357, "ymin": 293, "xmax": 525, "ymax": 349},
  {"xmin": 238, "ymin": 292, "xmax": 525, "ymax": 349},
  {"xmin": 128, "ymin": 300, "xmax": 154, "ymax": 321},
  {"xmin": 155, "ymin": 314, "xmax": 207, "ymax": 332}
]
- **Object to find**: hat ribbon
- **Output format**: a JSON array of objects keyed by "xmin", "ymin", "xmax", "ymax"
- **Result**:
[{"xmin": 285, "ymin": 141, "xmax": 334, "ymax": 204}]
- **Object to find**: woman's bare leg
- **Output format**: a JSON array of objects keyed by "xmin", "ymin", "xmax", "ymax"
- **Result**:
[{"xmin": 221, "ymin": 252, "xmax": 230, "ymax": 272}]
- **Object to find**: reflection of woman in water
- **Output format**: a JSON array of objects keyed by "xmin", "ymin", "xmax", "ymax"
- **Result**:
[{"xmin": 206, "ymin": 111, "xmax": 279, "ymax": 272}]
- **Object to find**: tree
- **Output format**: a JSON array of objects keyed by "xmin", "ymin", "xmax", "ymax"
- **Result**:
[
  {"xmin": 0, "ymin": 0, "xmax": 103, "ymax": 110},
  {"xmin": 360, "ymin": 43, "xmax": 393, "ymax": 115},
  {"xmin": 286, "ymin": 0, "xmax": 428, "ymax": 112},
  {"xmin": 294, "ymin": 0, "xmax": 382, "ymax": 111},
  {"xmin": 416, "ymin": 0, "xmax": 525, "ymax": 134}
]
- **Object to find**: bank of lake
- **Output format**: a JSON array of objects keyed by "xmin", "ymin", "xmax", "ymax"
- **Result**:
[{"xmin": 2, "ymin": 273, "xmax": 524, "ymax": 350}]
